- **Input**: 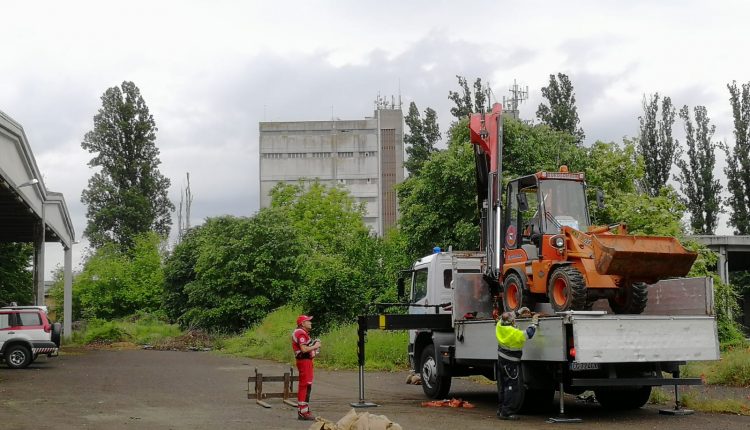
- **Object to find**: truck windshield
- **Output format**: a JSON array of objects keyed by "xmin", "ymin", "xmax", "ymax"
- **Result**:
[{"xmin": 539, "ymin": 180, "xmax": 589, "ymax": 234}]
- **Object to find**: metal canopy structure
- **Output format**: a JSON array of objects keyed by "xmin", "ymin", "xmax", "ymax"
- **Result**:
[{"xmin": 0, "ymin": 108, "xmax": 75, "ymax": 338}]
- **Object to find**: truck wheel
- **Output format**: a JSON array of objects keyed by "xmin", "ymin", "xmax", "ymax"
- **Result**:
[
  {"xmin": 420, "ymin": 345, "xmax": 451, "ymax": 399},
  {"xmin": 608, "ymin": 282, "xmax": 648, "ymax": 314},
  {"xmin": 503, "ymin": 273, "xmax": 534, "ymax": 313},
  {"xmin": 5, "ymin": 345, "xmax": 32, "ymax": 369},
  {"xmin": 547, "ymin": 266, "xmax": 587, "ymax": 312},
  {"xmin": 594, "ymin": 386, "xmax": 651, "ymax": 410}
]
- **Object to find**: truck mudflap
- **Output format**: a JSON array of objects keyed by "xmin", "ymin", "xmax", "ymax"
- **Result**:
[{"xmin": 569, "ymin": 314, "xmax": 720, "ymax": 363}]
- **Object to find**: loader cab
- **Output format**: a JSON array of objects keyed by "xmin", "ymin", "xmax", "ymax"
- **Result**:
[{"xmin": 504, "ymin": 168, "xmax": 591, "ymax": 254}]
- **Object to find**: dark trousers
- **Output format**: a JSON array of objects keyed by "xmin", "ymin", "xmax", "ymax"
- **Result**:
[{"xmin": 496, "ymin": 357, "xmax": 521, "ymax": 416}]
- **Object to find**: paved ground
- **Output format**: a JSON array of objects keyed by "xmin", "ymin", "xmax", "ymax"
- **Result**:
[{"xmin": 0, "ymin": 347, "xmax": 748, "ymax": 429}]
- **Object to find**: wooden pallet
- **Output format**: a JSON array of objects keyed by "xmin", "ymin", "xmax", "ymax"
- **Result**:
[{"xmin": 247, "ymin": 367, "xmax": 298, "ymax": 408}]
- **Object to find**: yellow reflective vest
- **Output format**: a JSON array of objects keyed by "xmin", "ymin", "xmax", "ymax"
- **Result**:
[{"xmin": 495, "ymin": 322, "xmax": 528, "ymax": 351}]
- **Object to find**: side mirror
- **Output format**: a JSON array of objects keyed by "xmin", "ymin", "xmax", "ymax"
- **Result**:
[
  {"xmin": 517, "ymin": 192, "xmax": 529, "ymax": 212},
  {"xmin": 596, "ymin": 189, "xmax": 605, "ymax": 209},
  {"xmin": 397, "ymin": 278, "xmax": 405, "ymax": 299}
]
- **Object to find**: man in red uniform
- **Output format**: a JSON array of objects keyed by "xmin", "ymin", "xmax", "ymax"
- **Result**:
[{"xmin": 291, "ymin": 315, "xmax": 321, "ymax": 420}]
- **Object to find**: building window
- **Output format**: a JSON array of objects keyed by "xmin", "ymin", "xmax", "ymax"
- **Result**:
[
  {"xmin": 361, "ymin": 151, "xmax": 377, "ymax": 157},
  {"xmin": 288, "ymin": 153, "xmax": 306, "ymax": 159},
  {"xmin": 262, "ymin": 153, "xmax": 283, "ymax": 159},
  {"xmin": 337, "ymin": 152, "xmax": 354, "ymax": 158},
  {"xmin": 311, "ymin": 152, "xmax": 331, "ymax": 158}
]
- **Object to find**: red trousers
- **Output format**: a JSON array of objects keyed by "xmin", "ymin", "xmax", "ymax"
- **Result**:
[{"xmin": 296, "ymin": 358, "xmax": 314, "ymax": 413}]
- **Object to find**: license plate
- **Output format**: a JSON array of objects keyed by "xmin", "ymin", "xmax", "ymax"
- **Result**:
[{"xmin": 570, "ymin": 362, "xmax": 600, "ymax": 371}]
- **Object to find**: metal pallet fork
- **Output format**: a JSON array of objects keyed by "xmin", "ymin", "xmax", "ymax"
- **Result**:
[{"xmin": 247, "ymin": 367, "xmax": 298, "ymax": 408}]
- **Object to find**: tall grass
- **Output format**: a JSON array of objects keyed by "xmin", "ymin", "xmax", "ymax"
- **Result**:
[
  {"xmin": 682, "ymin": 346, "xmax": 750, "ymax": 387},
  {"xmin": 220, "ymin": 306, "xmax": 410, "ymax": 371},
  {"xmin": 72, "ymin": 314, "xmax": 182, "ymax": 346}
]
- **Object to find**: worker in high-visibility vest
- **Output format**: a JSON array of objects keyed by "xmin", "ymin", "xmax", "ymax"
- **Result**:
[{"xmin": 495, "ymin": 309, "xmax": 539, "ymax": 420}]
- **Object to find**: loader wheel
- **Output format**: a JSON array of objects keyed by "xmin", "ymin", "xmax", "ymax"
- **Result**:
[
  {"xmin": 548, "ymin": 266, "xmax": 587, "ymax": 312},
  {"xmin": 608, "ymin": 281, "xmax": 648, "ymax": 314},
  {"xmin": 502, "ymin": 273, "xmax": 534, "ymax": 313}
]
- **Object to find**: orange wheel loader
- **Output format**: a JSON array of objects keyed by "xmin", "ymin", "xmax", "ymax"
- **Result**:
[{"xmin": 469, "ymin": 103, "xmax": 697, "ymax": 314}]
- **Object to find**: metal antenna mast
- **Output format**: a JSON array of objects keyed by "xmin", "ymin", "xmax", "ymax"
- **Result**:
[{"xmin": 502, "ymin": 79, "xmax": 529, "ymax": 119}]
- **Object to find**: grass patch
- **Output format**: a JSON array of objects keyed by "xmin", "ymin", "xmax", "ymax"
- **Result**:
[
  {"xmin": 681, "ymin": 346, "xmax": 750, "ymax": 387},
  {"xmin": 648, "ymin": 387, "xmax": 670, "ymax": 405},
  {"xmin": 680, "ymin": 390, "xmax": 750, "ymax": 415},
  {"xmin": 220, "ymin": 305, "xmax": 410, "ymax": 371},
  {"xmin": 72, "ymin": 314, "xmax": 183, "ymax": 347}
]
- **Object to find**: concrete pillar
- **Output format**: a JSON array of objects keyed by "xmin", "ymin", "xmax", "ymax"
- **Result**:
[
  {"xmin": 64, "ymin": 246, "xmax": 73, "ymax": 339},
  {"xmin": 32, "ymin": 220, "xmax": 45, "ymax": 306},
  {"xmin": 717, "ymin": 245, "xmax": 729, "ymax": 285}
]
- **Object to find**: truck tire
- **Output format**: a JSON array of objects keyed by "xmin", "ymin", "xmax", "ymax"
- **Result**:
[
  {"xmin": 503, "ymin": 273, "xmax": 534, "ymax": 313},
  {"xmin": 594, "ymin": 386, "xmax": 651, "ymax": 410},
  {"xmin": 420, "ymin": 345, "xmax": 451, "ymax": 399},
  {"xmin": 5, "ymin": 344, "xmax": 32, "ymax": 369},
  {"xmin": 608, "ymin": 282, "xmax": 648, "ymax": 314},
  {"xmin": 547, "ymin": 266, "xmax": 587, "ymax": 312}
]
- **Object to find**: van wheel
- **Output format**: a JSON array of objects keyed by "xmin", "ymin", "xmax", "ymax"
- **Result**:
[
  {"xmin": 503, "ymin": 273, "xmax": 534, "ymax": 313},
  {"xmin": 594, "ymin": 386, "xmax": 651, "ymax": 410},
  {"xmin": 548, "ymin": 266, "xmax": 587, "ymax": 312},
  {"xmin": 420, "ymin": 345, "xmax": 451, "ymax": 399},
  {"xmin": 608, "ymin": 282, "xmax": 648, "ymax": 314},
  {"xmin": 5, "ymin": 345, "xmax": 32, "ymax": 369}
]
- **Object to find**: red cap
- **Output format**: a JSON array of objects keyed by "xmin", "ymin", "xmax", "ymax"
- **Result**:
[{"xmin": 296, "ymin": 315, "xmax": 313, "ymax": 326}]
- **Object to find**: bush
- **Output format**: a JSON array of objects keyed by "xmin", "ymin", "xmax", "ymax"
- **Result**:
[{"xmin": 83, "ymin": 320, "xmax": 129, "ymax": 344}]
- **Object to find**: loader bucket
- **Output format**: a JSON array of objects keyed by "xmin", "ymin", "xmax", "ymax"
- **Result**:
[{"xmin": 591, "ymin": 234, "xmax": 697, "ymax": 282}]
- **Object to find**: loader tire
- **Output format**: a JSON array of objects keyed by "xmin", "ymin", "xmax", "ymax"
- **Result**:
[
  {"xmin": 548, "ymin": 266, "xmax": 587, "ymax": 312},
  {"xmin": 502, "ymin": 273, "xmax": 534, "ymax": 313},
  {"xmin": 420, "ymin": 345, "xmax": 451, "ymax": 399},
  {"xmin": 608, "ymin": 281, "xmax": 648, "ymax": 314}
]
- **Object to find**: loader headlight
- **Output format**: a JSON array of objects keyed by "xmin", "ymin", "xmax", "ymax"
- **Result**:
[{"xmin": 551, "ymin": 235, "xmax": 565, "ymax": 249}]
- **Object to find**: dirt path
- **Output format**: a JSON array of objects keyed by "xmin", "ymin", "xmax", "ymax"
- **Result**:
[{"xmin": 0, "ymin": 348, "xmax": 747, "ymax": 429}]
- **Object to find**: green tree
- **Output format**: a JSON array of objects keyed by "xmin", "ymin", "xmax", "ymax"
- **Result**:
[
  {"xmin": 0, "ymin": 243, "xmax": 33, "ymax": 305},
  {"xmin": 403, "ymin": 102, "xmax": 441, "ymax": 176},
  {"xmin": 502, "ymin": 116, "xmax": 588, "ymax": 178},
  {"xmin": 75, "ymin": 232, "xmax": 165, "ymax": 320},
  {"xmin": 398, "ymin": 119, "xmax": 480, "ymax": 257},
  {"xmin": 637, "ymin": 93, "xmax": 678, "ymax": 197},
  {"xmin": 81, "ymin": 81, "xmax": 174, "ymax": 250},
  {"xmin": 448, "ymin": 76, "xmax": 488, "ymax": 120},
  {"xmin": 722, "ymin": 81, "xmax": 750, "ymax": 234},
  {"xmin": 173, "ymin": 212, "xmax": 301, "ymax": 331},
  {"xmin": 674, "ymin": 105, "xmax": 722, "ymax": 235},
  {"xmin": 536, "ymin": 73, "xmax": 585, "ymax": 142}
]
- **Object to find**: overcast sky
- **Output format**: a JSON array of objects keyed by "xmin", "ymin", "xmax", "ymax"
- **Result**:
[{"xmin": 1, "ymin": 1, "xmax": 746, "ymax": 275}]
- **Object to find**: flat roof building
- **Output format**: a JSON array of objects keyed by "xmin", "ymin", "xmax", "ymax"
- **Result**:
[{"xmin": 259, "ymin": 107, "xmax": 404, "ymax": 235}]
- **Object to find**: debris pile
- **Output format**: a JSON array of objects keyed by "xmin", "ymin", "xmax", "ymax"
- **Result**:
[
  {"xmin": 420, "ymin": 398, "xmax": 475, "ymax": 408},
  {"xmin": 309, "ymin": 408, "xmax": 402, "ymax": 430}
]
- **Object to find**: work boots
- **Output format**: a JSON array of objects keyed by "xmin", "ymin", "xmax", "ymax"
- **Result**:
[{"xmin": 298, "ymin": 412, "xmax": 315, "ymax": 421}]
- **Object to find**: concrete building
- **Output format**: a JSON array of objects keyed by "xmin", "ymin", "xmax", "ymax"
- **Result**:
[
  {"xmin": 0, "ymin": 108, "xmax": 75, "ymax": 337},
  {"xmin": 259, "ymin": 108, "xmax": 404, "ymax": 235}
]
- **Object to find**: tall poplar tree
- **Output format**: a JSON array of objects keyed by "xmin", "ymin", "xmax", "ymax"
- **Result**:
[
  {"xmin": 637, "ymin": 93, "xmax": 678, "ymax": 197},
  {"xmin": 81, "ymin": 81, "xmax": 174, "ymax": 250},
  {"xmin": 723, "ymin": 81, "xmax": 750, "ymax": 234},
  {"xmin": 536, "ymin": 73, "xmax": 585, "ymax": 142},
  {"xmin": 449, "ymin": 76, "xmax": 489, "ymax": 120},
  {"xmin": 674, "ymin": 105, "xmax": 722, "ymax": 234},
  {"xmin": 403, "ymin": 102, "xmax": 441, "ymax": 176}
]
